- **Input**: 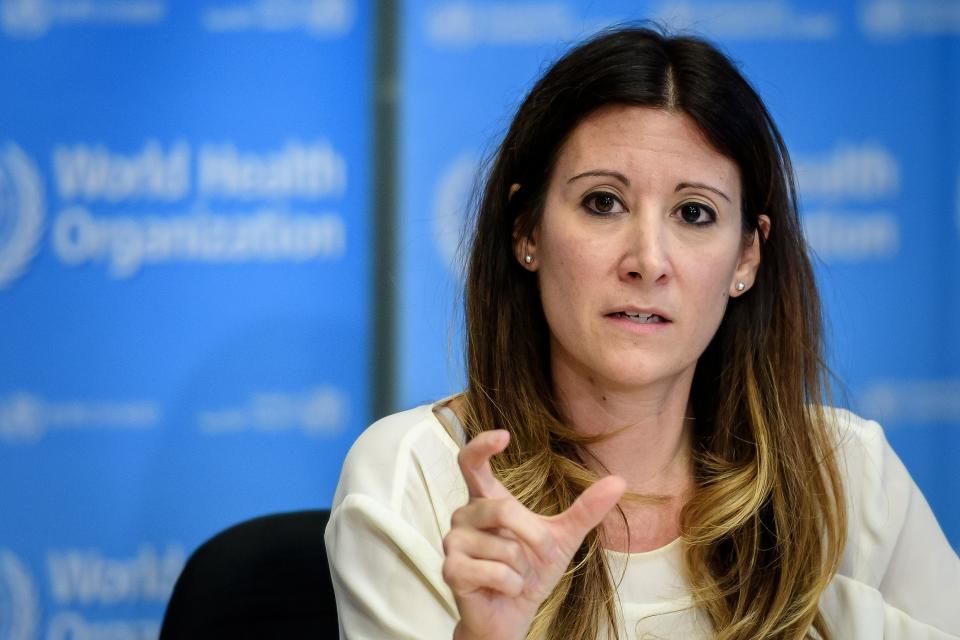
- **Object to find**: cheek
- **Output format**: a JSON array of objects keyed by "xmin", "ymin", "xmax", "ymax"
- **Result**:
[
  {"xmin": 538, "ymin": 254, "xmax": 579, "ymax": 314},
  {"xmin": 536, "ymin": 233, "xmax": 603, "ymax": 328},
  {"xmin": 539, "ymin": 220, "xmax": 612, "ymax": 279},
  {"xmin": 679, "ymin": 246, "xmax": 739, "ymax": 318}
]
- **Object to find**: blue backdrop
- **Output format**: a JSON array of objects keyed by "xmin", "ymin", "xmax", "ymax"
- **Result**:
[
  {"xmin": 0, "ymin": 1, "xmax": 372, "ymax": 637},
  {"xmin": 1, "ymin": 0, "xmax": 957, "ymax": 638}
]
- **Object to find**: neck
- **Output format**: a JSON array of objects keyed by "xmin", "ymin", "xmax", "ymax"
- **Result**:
[{"xmin": 552, "ymin": 362, "xmax": 695, "ymax": 498}]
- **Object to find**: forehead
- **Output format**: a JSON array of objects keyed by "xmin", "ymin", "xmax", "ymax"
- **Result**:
[{"xmin": 552, "ymin": 105, "xmax": 741, "ymax": 193}]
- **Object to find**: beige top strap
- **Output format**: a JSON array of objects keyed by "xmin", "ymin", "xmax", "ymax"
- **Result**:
[{"xmin": 432, "ymin": 401, "xmax": 466, "ymax": 447}]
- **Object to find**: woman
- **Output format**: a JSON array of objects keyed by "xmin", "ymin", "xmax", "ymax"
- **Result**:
[{"xmin": 326, "ymin": 27, "xmax": 960, "ymax": 639}]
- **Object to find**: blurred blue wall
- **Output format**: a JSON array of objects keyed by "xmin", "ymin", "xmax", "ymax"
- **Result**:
[{"xmin": 0, "ymin": 1, "xmax": 956, "ymax": 637}]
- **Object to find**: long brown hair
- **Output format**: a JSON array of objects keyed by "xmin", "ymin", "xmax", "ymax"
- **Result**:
[{"xmin": 460, "ymin": 26, "xmax": 846, "ymax": 640}]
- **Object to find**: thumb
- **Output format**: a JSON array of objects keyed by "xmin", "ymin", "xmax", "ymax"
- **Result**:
[{"xmin": 553, "ymin": 475, "xmax": 626, "ymax": 542}]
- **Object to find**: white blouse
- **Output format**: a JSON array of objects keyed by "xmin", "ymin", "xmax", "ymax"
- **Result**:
[{"xmin": 325, "ymin": 402, "xmax": 960, "ymax": 639}]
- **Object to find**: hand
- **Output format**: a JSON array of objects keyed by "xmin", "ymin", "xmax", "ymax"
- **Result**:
[{"xmin": 443, "ymin": 430, "xmax": 626, "ymax": 640}]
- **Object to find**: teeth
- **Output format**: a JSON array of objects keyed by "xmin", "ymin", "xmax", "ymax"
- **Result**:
[{"xmin": 619, "ymin": 312, "xmax": 662, "ymax": 323}]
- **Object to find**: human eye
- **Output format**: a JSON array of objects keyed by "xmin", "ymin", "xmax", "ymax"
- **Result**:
[
  {"xmin": 581, "ymin": 191, "xmax": 626, "ymax": 216},
  {"xmin": 676, "ymin": 202, "xmax": 717, "ymax": 226}
]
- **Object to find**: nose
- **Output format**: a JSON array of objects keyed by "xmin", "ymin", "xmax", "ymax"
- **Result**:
[{"xmin": 618, "ymin": 213, "xmax": 670, "ymax": 284}]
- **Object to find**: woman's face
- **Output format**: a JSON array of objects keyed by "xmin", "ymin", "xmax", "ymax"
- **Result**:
[{"xmin": 519, "ymin": 105, "xmax": 765, "ymax": 394}]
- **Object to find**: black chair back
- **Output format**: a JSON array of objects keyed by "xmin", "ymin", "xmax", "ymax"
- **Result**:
[{"xmin": 160, "ymin": 510, "xmax": 337, "ymax": 639}]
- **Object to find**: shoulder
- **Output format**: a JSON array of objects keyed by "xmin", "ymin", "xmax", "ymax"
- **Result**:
[
  {"xmin": 324, "ymin": 404, "xmax": 467, "ymax": 632},
  {"xmin": 330, "ymin": 402, "xmax": 468, "ymax": 537},
  {"xmin": 822, "ymin": 407, "xmax": 913, "ymax": 576},
  {"xmin": 333, "ymin": 404, "xmax": 451, "ymax": 497},
  {"xmin": 821, "ymin": 407, "xmax": 960, "ymax": 634},
  {"xmin": 822, "ymin": 406, "xmax": 892, "ymax": 500},
  {"xmin": 822, "ymin": 406, "xmax": 912, "ymax": 500},
  {"xmin": 821, "ymin": 406, "xmax": 908, "ymax": 521},
  {"xmin": 822, "ymin": 407, "xmax": 905, "ymax": 545},
  {"xmin": 821, "ymin": 405, "xmax": 885, "ymax": 457}
]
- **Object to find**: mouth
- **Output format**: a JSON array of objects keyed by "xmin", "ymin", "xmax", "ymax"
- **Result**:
[{"xmin": 606, "ymin": 310, "xmax": 670, "ymax": 324}]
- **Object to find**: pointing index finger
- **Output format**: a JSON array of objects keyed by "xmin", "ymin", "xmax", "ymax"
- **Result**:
[{"xmin": 458, "ymin": 430, "xmax": 512, "ymax": 499}]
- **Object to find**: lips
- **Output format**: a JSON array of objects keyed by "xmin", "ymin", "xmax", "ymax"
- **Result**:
[{"xmin": 604, "ymin": 307, "xmax": 672, "ymax": 323}]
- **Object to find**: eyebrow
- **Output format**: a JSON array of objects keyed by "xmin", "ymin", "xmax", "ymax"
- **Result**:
[
  {"xmin": 675, "ymin": 181, "xmax": 731, "ymax": 203},
  {"xmin": 568, "ymin": 172, "xmax": 731, "ymax": 203},
  {"xmin": 567, "ymin": 170, "xmax": 630, "ymax": 186}
]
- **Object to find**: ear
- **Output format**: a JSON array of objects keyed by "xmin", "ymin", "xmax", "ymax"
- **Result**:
[
  {"xmin": 730, "ymin": 214, "xmax": 770, "ymax": 296},
  {"xmin": 512, "ymin": 220, "xmax": 539, "ymax": 271}
]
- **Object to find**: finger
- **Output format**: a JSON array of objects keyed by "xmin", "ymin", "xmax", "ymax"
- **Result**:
[
  {"xmin": 551, "ymin": 475, "xmax": 626, "ymax": 544},
  {"xmin": 443, "ymin": 528, "xmax": 531, "ymax": 577},
  {"xmin": 458, "ymin": 430, "xmax": 512, "ymax": 499},
  {"xmin": 442, "ymin": 553, "xmax": 525, "ymax": 597},
  {"xmin": 453, "ymin": 498, "xmax": 558, "ymax": 565}
]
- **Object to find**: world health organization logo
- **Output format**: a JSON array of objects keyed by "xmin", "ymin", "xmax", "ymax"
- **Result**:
[
  {"xmin": 0, "ymin": 550, "xmax": 38, "ymax": 640},
  {"xmin": 0, "ymin": 143, "xmax": 44, "ymax": 289}
]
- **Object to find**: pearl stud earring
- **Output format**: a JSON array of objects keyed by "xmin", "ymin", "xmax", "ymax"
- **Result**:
[
  {"xmin": 524, "ymin": 255, "xmax": 533, "ymax": 264},
  {"xmin": 736, "ymin": 282, "xmax": 746, "ymax": 292}
]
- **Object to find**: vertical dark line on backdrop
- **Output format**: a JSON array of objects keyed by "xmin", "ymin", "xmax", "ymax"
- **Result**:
[{"xmin": 372, "ymin": 0, "xmax": 399, "ymax": 420}]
